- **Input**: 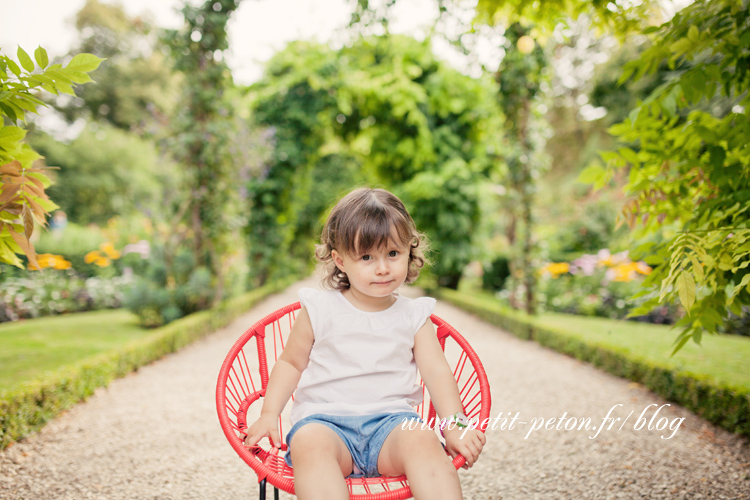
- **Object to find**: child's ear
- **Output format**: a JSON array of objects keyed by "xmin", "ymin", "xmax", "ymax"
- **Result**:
[{"xmin": 331, "ymin": 249, "xmax": 344, "ymax": 269}]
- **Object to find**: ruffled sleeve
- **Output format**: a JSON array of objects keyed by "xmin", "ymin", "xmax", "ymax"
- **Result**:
[
  {"xmin": 298, "ymin": 288, "xmax": 326, "ymax": 339},
  {"xmin": 411, "ymin": 296, "xmax": 437, "ymax": 336}
]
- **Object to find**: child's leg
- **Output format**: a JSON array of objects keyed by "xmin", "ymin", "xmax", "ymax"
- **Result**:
[
  {"xmin": 377, "ymin": 426, "xmax": 462, "ymax": 500},
  {"xmin": 289, "ymin": 423, "xmax": 353, "ymax": 500}
]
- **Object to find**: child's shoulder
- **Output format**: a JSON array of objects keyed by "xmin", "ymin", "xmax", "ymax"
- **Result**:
[
  {"xmin": 298, "ymin": 287, "xmax": 337, "ymax": 306},
  {"xmin": 400, "ymin": 294, "xmax": 436, "ymax": 316},
  {"xmin": 400, "ymin": 293, "xmax": 436, "ymax": 305}
]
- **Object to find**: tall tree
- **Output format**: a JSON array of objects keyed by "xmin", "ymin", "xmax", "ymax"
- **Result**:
[
  {"xmin": 58, "ymin": 0, "xmax": 179, "ymax": 133},
  {"xmin": 495, "ymin": 23, "xmax": 549, "ymax": 315},
  {"xmin": 163, "ymin": 0, "xmax": 244, "ymax": 305}
]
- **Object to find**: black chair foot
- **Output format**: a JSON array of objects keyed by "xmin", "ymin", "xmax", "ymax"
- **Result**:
[{"xmin": 258, "ymin": 479, "xmax": 280, "ymax": 500}]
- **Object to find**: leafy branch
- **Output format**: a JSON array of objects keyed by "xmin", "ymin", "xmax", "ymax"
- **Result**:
[{"xmin": 0, "ymin": 47, "xmax": 103, "ymax": 271}]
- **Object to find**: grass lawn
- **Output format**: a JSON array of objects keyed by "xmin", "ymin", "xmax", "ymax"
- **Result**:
[
  {"xmin": 0, "ymin": 309, "xmax": 147, "ymax": 391},
  {"xmin": 454, "ymin": 288, "xmax": 750, "ymax": 392}
]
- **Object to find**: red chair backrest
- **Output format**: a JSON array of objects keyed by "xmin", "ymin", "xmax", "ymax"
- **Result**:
[{"xmin": 216, "ymin": 301, "xmax": 491, "ymax": 499}]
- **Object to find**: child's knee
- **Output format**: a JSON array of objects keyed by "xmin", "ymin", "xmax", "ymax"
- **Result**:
[
  {"xmin": 289, "ymin": 424, "xmax": 352, "ymax": 473},
  {"xmin": 394, "ymin": 428, "xmax": 447, "ymax": 465},
  {"xmin": 291, "ymin": 425, "xmax": 335, "ymax": 455}
]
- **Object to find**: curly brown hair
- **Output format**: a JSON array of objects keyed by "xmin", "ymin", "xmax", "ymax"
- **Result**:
[{"xmin": 315, "ymin": 188, "xmax": 430, "ymax": 290}]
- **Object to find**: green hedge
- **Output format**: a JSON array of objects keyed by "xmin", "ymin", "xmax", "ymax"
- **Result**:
[
  {"xmin": 0, "ymin": 277, "xmax": 298, "ymax": 450},
  {"xmin": 433, "ymin": 287, "xmax": 750, "ymax": 438}
]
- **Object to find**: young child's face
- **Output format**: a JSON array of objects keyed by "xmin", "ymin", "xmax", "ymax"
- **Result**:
[{"xmin": 332, "ymin": 237, "xmax": 410, "ymax": 299}]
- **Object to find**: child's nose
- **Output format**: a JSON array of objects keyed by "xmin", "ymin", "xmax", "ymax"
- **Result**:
[{"xmin": 376, "ymin": 259, "xmax": 389, "ymax": 274}]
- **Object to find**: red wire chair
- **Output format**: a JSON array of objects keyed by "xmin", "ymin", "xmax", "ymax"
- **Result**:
[{"xmin": 216, "ymin": 301, "xmax": 491, "ymax": 500}]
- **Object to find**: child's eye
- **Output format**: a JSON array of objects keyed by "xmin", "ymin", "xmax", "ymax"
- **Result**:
[
  {"xmin": 361, "ymin": 255, "xmax": 372, "ymax": 261},
  {"xmin": 388, "ymin": 250, "xmax": 399, "ymax": 257}
]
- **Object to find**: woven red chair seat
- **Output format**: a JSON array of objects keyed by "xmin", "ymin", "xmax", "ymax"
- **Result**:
[{"xmin": 216, "ymin": 301, "xmax": 491, "ymax": 499}]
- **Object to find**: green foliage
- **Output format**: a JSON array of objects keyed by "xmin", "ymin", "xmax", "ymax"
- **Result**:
[
  {"xmin": 122, "ymin": 241, "xmax": 215, "ymax": 328},
  {"xmin": 0, "ymin": 277, "xmax": 294, "ymax": 449},
  {"xmin": 471, "ymin": 0, "xmax": 657, "ymax": 38},
  {"xmin": 588, "ymin": 40, "xmax": 670, "ymax": 127},
  {"xmin": 162, "ymin": 0, "xmax": 247, "ymax": 306},
  {"xmin": 546, "ymin": 198, "xmax": 624, "ymax": 258},
  {"xmin": 29, "ymin": 124, "xmax": 175, "ymax": 225},
  {"xmin": 482, "ymin": 255, "xmax": 510, "ymax": 292},
  {"xmin": 535, "ymin": 267, "xmax": 677, "ymax": 322},
  {"xmin": 493, "ymin": 23, "xmax": 550, "ymax": 312},
  {"xmin": 247, "ymin": 35, "xmax": 504, "ymax": 288},
  {"xmin": 436, "ymin": 286, "xmax": 750, "ymax": 438},
  {"xmin": 34, "ymin": 221, "xmax": 105, "ymax": 257},
  {"xmin": 247, "ymin": 41, "xmax": 344, "ymax": 285},
  {"xmin": 123, "ymin": 278, "xmax": 172, "ymax": 328},
  {"xmin": 0, "ymin": 46, "xmax": 102, "ymax": 270},
  {"xmin": 0, "ymin": 266, "xmax": 132, "ymax": 322},
  {"xmin": 57, "ymin": 0, "xmax": 181, "ymax": 131},
  {"xmin": 581, "ymin": 0, "xmax": 750, "ymax": 354}
]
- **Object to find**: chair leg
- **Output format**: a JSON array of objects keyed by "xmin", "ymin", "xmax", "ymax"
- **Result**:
[{"xmin": 258, "ymin": 479, "xmax": 278, "ymax": 500}]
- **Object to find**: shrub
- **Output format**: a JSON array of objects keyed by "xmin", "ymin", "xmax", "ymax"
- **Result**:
[
  {"xmin": 482, "ymin": 256, "xmax": 511, "ymax": 292},
  {"xmin": 0, "ymin": 266, "xmax": 133, "ymax": 322},
  {"xmin": 500, "ymin": 249, "xmax": 681, "ymax": 323},
  {"xmin": 433, "ymin": 287, "xmax": 750, "ymax": 439},
  {"xmin": 0, "ymin": 276, "xmax": 298, "ymax": 449}
]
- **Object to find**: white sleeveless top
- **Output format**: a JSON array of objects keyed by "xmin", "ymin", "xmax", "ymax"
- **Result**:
[{"xmin": 290, "ymin": 287, "xmax": 436, "ymax": 425}]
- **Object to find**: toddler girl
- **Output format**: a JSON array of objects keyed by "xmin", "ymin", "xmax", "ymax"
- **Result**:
[{"xmin": 243, "ymin": 187, "xmax": 485, "ymax": 500}]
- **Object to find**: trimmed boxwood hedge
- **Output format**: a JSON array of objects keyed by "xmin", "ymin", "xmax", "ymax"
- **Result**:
[
  {"xmin": 432, "ymin": 287, "xmax": 750, "ymax": 438},
  {"xmin": 0, "ymin": 277, "xmax": 298, "ymax": 450}
]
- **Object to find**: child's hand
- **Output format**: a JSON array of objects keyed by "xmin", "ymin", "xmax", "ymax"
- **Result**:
[
  {"xmin": 242, "ymin": 413, "xmax": 282, "ymax": 449},
  {"xmin": 443, "ymin": 427, "xmax": 486, "ymax": 469}
]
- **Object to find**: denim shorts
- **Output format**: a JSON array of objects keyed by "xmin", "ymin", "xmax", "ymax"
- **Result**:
[{"xmin": 284, "ymin": 412, "xmax": 422, "ymax": 478}]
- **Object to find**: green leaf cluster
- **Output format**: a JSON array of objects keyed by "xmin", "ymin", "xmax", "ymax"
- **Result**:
[
  {"xmin": 0, "ymin": 46, "xmax": 102, "ymax": 270},
  {"xmin": 583, "ymin": 0, "xmax": 750, "ymax": 353},
  {"xmin": 471, "ymin": 0, "xmax": 658, "ymax": 39}
]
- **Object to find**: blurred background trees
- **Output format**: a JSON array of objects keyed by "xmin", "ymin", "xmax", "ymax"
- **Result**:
[
  {"xmin": 3, "ymin": 0, "xmax": 748, "ymax": 349},
  {"xmin": 56, "ymin": 0, "xmax": 180, "ymax": 133},
  {"xmin": 246, "ymin": 35, "xmax": 503, "ymax": 289}
]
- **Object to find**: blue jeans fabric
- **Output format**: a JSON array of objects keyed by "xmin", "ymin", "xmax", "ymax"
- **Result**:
[{"xmin": 284, "ymin": 412, "xmax": 422, "ymax": 478}]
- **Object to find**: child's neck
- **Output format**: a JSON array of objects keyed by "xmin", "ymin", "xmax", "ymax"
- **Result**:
[{"xmin": 342, "ymin": 287, "xmax": 397, "ymax": 312}]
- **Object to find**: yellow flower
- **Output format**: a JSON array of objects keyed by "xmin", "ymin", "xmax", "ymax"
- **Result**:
[
  {"xmin": 29, "ymin": 253, "xmax": 72, "ymax": 271},
  {"xmin": 94, "ymin": 256, "xmax": 111, "ymax": 267},
  {"xmin": 99, "ymin": 242, "xmax": 121, "ymax": 260},
  {"xmin": 36, "ymin": 253, "xmax": 53, "ymax": 269},
  {"xmin": 53, "ymin": 258, "xmax": 72, "ymax": 270},
  {"xmin": 636, "ymin": 261, "xmax": 652, "ymax": 275},
  {"xmin": 541, "ymin": 262, "xmax": 570, "ymax": 278},
  {"xmin": 85, "ymin": 250, "xmax": 102, "ymax": 264},
  {"xmin": 612, "ymin": 262, "xmax": 639, "ymax": 282}
]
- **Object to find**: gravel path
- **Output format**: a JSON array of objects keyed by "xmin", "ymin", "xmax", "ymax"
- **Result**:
[{"xmin": 2, "ymin": 276, "xmax": 749, "ymax": 500}]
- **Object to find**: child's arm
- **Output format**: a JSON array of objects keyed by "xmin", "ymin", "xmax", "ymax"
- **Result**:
[
  {"xmin": 413, "ymin": 319, "xmax": 486, "ymax": 468},
  {"xmin": 242, "ymin": 307, "xmax": 314, "ymax": 449}
]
